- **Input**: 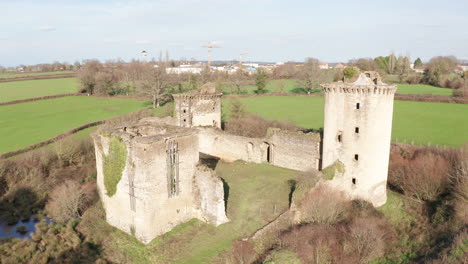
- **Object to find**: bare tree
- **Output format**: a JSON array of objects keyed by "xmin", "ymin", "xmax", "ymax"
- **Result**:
[
  {"xmin": 46, "ymin": 180, "xmax": 84, "ymax": 223},
  {"xmin": 77, "ymin": 60, "xmax": 103, "ymax": 94},
  {"xmin": 138, "ymin": 65, "xmax": 171, "ymax": 108},
  {"xmin": 300, "ymin": 58, "xmax": 329, "ymax": 94}
]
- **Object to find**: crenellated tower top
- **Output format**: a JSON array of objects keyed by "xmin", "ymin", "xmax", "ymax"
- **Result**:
[{"xmin": 322, "ymin": 71, "xmax": 397, "ymax": 95}]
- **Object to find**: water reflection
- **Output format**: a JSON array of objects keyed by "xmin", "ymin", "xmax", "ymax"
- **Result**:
[{"xmin": 0, "ymin": 216, "xmax": 51, "ymax": 240}]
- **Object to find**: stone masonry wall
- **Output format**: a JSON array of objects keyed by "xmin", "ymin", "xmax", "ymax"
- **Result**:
[
  {"xmin": 268, "ymin": 129, "xmax": 322, "ymax": 171},
  {"xmin": 193, "ymin": 165, "xmax": 229, "ymax": 226},
  {"xmin": 198, "ymin": 127, "xmax": 321, "ymax": 171}
]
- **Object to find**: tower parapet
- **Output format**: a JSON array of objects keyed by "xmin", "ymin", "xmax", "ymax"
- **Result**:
[
  {"xmin": 321, "ymin": 71, "xmax": 397, "ymax": 206},
  {"xmin": 172, "ymin": 82, "xmax": 222, "ymax": 128}
]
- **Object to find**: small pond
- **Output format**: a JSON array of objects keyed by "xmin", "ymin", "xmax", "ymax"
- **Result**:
[{"xmin": 0, "ymin": 216, "xmax": 52, "ymax": 240}]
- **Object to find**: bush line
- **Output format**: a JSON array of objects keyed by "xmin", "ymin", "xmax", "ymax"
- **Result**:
[
  {"xmin": 0, "ymin": 93, "xmax": 81, "ymax": 106},
  {"xmin": 0, "ymin": 73, "xmax": 76, "ymax": 82}
]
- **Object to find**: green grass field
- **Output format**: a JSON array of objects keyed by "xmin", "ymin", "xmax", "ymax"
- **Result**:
[
  {"xmin": 0, "ymin": 97, "xmax": 148, "ymax": 154},
  {"xmin": 222, "ymin": 79, "xmax": 312, "ymax": 94},
  {"xmin": 95, "ymin": 161, "xmax": 296, "ymax": 264},
  {"xmin": 0, "ymin": 71, "xmax": 73, "ymax": 79},
  {"xmin": 223, "ymin": 96, "xmax": 468, "ymax": 147},
  {"xmin": 396, "ymin": 84, "xmax": 453, "ymax": 95},
  {"xmin": 225, "ymin": 80, "xmax": 452, "ymax": 96},
  {"xmin": 0, "ymin": 78, "xmax": 78, "ymax": 102}
]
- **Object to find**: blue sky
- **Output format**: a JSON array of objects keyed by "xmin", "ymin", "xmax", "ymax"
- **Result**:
[{"xmin": 1, "ymin": 0, "xmax": 467, "ymax": 66}]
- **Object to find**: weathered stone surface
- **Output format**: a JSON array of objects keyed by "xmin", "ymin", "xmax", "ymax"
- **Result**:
[
  {"xmin": 173, "ymin": 83, "xmax": 222, "ymax": 128},
  {"xmin": 198, "ymin": 127, "xmax": 321, "ymax": 171},
  {"xmin": 93, "ymin": 121, "xmax": 200, "ymax": 244},
  {"xmin": 193, "ymin": 165, "xmax": 229, "ymax": 226}
]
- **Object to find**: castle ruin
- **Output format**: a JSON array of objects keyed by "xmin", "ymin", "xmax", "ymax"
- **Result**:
[{"xmin": 93, "ymin": 73, "xmax": 396, "ymax": 243}]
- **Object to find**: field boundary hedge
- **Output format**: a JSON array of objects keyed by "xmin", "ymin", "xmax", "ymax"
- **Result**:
[
  {"xmin": 394, "ymin": 94, "xmax": 468, "ymax": 104},
  {"xmin": 0, "ymin": 93, "xmax": 80, "ymax": 106},
  {"xmin": 0, "ymin": 121, "xmax": 105, "ymax": 160},
  {"xmin": 0, "ymin": 73, "xmax": 76, "ymax": 82},
  {"xmin": 225, "ymin": 93, "xmax": 468, "ymax": 104}
]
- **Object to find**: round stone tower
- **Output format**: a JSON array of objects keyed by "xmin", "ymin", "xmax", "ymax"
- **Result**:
[{"xmin": 321, "ymin": 71, "xmax": 397, "ymax": 206}]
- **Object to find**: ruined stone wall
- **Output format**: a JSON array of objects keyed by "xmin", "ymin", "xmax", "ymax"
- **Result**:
[
  {"xmin": 198, "ymin": 128, "xmax": 321, "ymax": 171},
  {"xmin": 174, "ymin": 95, "xmax": 222, "ymax": 129},
  {"xmin": 268, "ymin": 129, "xmax": 321, "ymax": 171},
  {"xmin": 191, "ymin": 96, "xmax": 222, "ymax": 128},
  {"xmin": 193, "ymin": 165, "xmax": 229, "ymax": 226},
  {"xmin": 198, "ymin": 128, "xmax": 265, "ymax": 163}
]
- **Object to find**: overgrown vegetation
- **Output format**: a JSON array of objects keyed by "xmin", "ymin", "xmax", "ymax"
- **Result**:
[
  {"xmin": 102, "ymin": 137, "xmax": 127, "ymax": 197},
  {"xmin": 225, "ymin": 114, "xmax": 301, "ymax": 138}
]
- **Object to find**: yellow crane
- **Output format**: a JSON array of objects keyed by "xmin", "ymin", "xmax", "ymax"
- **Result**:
[{"xmin": 202, "ymin": 42, "xmax": 221, "ymax": 68}]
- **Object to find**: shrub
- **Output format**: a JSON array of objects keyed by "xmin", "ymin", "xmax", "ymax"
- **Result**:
[
  {"xmin": 255, "ymin": 68, "xmax": 268, "ymax": 94},
  {"xmin": 230, "ymin": 240, "xmax": 258, "ymax": 264},
  {"xmin": 345, "ymin": 217, "xmax": 386, "ymax": 263},
  {"xmin": 389, "ymin": 148, "xmax": 451, "ymax": 201},
  {"xmin": 225, "ymin": 114, "xmax": 301, "ymax": 138},
  {"xmin": 229, "ymin": 98, "xmax": 246, "ymax": 120},
  {"xmin": 103, "ymin": 137, "xmax": 127, "ymax": 196},
  {"xmin": 405, "ymin": 75, "xmax": 422, "ymax": 84},
  {"xmin": 16, "ymin": 225, "xmax": 28, "ymax": 235},
  {"xmin": 343, "ymin": 67, "xmax": 357, "ymax": 79},
  {"xmin": 298, "ymin": 185, "xmax": 348, "ymax": 224},
  {"xmin": 46, "ymin": 180, "xmax": 84, "ymax": 223}
]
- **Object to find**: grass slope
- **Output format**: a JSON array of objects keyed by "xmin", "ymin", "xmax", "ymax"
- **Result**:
[
  {"xmin": 223, "ymin": 96, "xmax": 468, "ymax": 146},
  {"xmin": 0, "ymin": 96, "xmax": 148, "ymax": 154},
  {"xmin": 98, "ymin": 161, "xmax": 297, "ymax": 264},
  {"xmin": 396, "ymin": 84, "xmax": 453, "ymax": 96},
  {"xmin": 0, "ymin": 78, "xmax": 78, "ymax": 102}
]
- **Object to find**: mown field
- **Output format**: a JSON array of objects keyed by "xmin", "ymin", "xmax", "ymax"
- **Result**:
[
  {"xmin": 0, "ymin": 78, "xmax": 78, "ymax": 102},
  {"xmin": 395, "ymin": 84, "xmax": 453, "ymax": 95},
  {"xmin": 222, "ymin": 79, "xmax": 452, "ymax": 96},
  {"xmin": 82, "ymin": 161, "xmax": 296, "ymax": 264},
  {"xmin": 0, "ymin": 96, "xmax": 148, "ymax": 154},
  {"xmin": 223, "ymin": 96, "xmax": 468, "ymax": 147},
  {"xmin": 222, "ymin": 79, "xmax": 307, "ymax": 94},
  {"xmin": 0, "ymin": 71, "xmax": 73, "ymax": 79}
]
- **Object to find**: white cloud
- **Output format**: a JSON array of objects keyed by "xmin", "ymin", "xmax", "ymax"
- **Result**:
[
  {"xmin": 103, "ymin": 39, "xmax": 119, "ymax": 44},
  {"xmin": 135, "ymin": 40, "xmax": 151, "ymax": 45},
  {"xmin": 38, "ymin": 26, "xmax": 56, "ymax": 32}
]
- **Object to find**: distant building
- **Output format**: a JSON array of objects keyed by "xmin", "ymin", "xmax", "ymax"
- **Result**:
[
  {"xmin": 319, "ymin": 62, "xmax": 329, "ymax": 69},
  {"xmin": 413, "ymin": 67, "xmax": 425, "ymax": 74},
  {"xmin": 166, "ymin": 65, "xmax": 203, "ymax": 74}
]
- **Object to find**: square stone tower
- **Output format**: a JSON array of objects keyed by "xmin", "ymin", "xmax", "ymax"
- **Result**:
[
  {"xmin": 172, "ymin": 82, "xmax": 222, "ymax": 129},
  {"xmin": 92, "ymin": 119, "xmax": 228, "ymax": 243},
  {"xmin": 321, "ymin": 71, "xmax": 397, "ymax": 206}
]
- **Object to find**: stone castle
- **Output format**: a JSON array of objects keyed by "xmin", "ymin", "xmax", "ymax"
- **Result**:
[{"xmin": 92, "ymin": 72, "xmax": 397, "ymax": 243}]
